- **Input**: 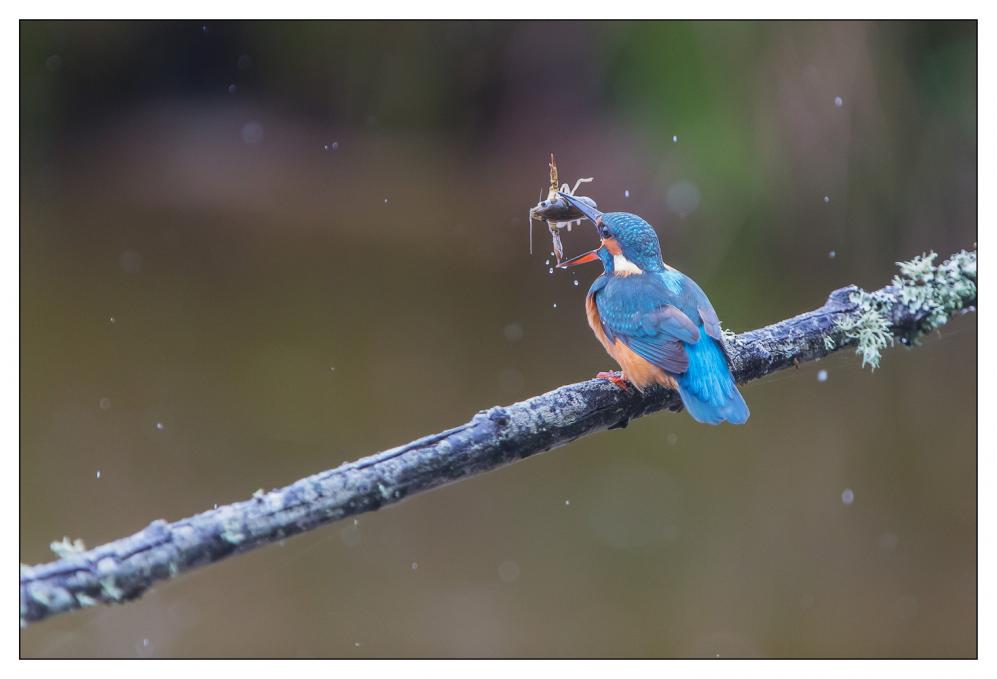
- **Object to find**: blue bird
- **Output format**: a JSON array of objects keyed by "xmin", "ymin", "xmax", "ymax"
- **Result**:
[{"xmin": 556, "ymin": 192, "xmax": 749, "ymax": 425}]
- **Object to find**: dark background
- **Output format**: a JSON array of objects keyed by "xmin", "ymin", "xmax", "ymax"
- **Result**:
[{"xmin": 21, "ymin": 20, "xmax": 976, "ymax": 657}]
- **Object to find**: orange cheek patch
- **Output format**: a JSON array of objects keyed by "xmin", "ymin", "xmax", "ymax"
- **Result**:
[{"xmin": 603, "ymin": 237, "xmax": 622, "ymax": 256}]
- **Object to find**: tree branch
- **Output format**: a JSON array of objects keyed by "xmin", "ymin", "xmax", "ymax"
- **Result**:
[{"xmin": 20, "ymin": 249, "xmax": 976, "ymax": 627}]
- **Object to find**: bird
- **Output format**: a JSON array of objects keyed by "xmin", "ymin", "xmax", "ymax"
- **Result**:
[{"xmin": 555, "ymin": 192, "xmax": 749, "ymax": 425}]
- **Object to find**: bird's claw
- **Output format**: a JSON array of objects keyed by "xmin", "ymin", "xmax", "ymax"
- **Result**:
[{"xmin": 596, "ymin": 370, "xmax": 631, "ymax": 392}]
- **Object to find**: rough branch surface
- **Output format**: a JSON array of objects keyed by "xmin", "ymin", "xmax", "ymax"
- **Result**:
[{"xmin": 20, "ymin": 249, "xmax": 976, "ymax": 627}]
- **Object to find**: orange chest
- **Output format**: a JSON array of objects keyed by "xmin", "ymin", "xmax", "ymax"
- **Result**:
[{"xmin": 584, "ymin": 294, "xmax": 674, "ymax": 391}]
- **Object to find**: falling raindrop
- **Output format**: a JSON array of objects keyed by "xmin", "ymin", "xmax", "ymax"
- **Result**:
[
  {"xmin": 99, "ymin": 397, "xmax": 112, "ymax": 410},
  {"xmin": 109, "ymin": 316, "xmax": 116, "ymax": 324},
  {"xmin": 227, "ymin": 84, "xmax": 237, "ymax": 94},
  {"xmin": 834, "ymin": 96, "xmax": 843, "ymax": 108},
  {"xmin": 624, "ymin": 189, "xmax": 630, "ymax": 198},
  {"xmin": 573, "ymin": 280, "xmax": 579, "ymax": 286},
  {"xmin": 672, "ymin": 135, "xmax": 679, "ymax": 143},
  {"xmin": 411, "ymin": 562, "xmax": 418, "ymax": 571},
  {"xmin": 497, "ymin": 560, "xmax": 520, "ymax": 583},
  {"xmin": 564, "ymin": 499, "xmax": 571, "ymax": 507},
  {"xmin": 552, "ymin": 303, "xmax": 557, "ymax": 309},
  {"xmin": 241, "ymin": 121, "xmax": 264, "ymax": 145},
  {"xmin": 96, "ymin": 470, "xmax": 102, "ymax": 479},
  {"xmin": 383, "ymin": 198, "xmax": 389, "ymax": 204},
  {"xmin": 155, "ymin": 422, "xmax": 165, "ymax": 431},
  {"xmin": 548, "ymin": 267, "xmax": 554, "ymax": 274},
  {"xmin": 823, "ymin": 195, "xmax": 830, "ymax": 204},
  {"xmin": 503, "ymin": 322, "xmax": 524, "ymax": 342},
  {"xmin": 817, "ymin": 369, "xmax": 828, "ymax": 383},
  {"xmin": 841, "ymin": 488, "xmax": 855, "ymax": 505},
  {"xmin": 828, "ymin": 250, "xmax": 836, "ymax": 259}
]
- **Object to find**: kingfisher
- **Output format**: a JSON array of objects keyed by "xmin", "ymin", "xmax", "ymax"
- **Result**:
[{"xmin": 555, "ymin": 192, "xmax": 749, "ymax": 425}]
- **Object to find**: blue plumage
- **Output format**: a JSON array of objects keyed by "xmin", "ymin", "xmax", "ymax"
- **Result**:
[{"xmin": 559, "ymin": 202, "xmax": 749, "ymax": 426}]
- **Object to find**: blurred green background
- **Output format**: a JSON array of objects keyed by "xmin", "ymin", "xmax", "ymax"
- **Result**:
[{"xmin": 20, "ymin": 20, "xmax": 976, "ymax": 658}]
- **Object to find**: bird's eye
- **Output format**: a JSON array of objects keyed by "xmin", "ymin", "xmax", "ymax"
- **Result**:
[{"xmin": 600, "ymin": 225, "xmax": 611, "ymax": 238}]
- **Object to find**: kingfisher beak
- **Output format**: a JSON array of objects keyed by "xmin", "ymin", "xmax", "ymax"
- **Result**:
[
  {"xmin": 556, "ymin": 248, "xmax": 601, "ymax": 269},
  {"xmin": 557, "ymin": 191, "xmax": 604, "ymax": 230}
]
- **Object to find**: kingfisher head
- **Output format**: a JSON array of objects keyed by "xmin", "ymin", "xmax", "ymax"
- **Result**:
[{"xmin": 555, "ymin": 192, "xmax": 665, "ymax": 275}]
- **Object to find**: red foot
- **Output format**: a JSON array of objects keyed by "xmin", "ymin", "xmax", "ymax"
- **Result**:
[{"xmin": 597, "ymin": 370, "xmax": 631, "ymax": 392}]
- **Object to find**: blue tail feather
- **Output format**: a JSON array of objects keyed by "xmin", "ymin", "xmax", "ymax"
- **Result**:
[{"xmin": 675, "ymin": 327, "xmax": 749, "ymax": 425}]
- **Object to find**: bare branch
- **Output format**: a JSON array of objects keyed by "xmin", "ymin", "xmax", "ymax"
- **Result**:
[{"xmin": 20, "ymin": 249, "xmax": 976, "ymax": 627}]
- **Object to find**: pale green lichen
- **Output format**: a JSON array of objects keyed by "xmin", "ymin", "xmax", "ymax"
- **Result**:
[
  {"xmin": 893, "ymin": 250, "xmax": 977, "ymax": 331},
  {"xmin": 835, "ymin": 249, "xmax": 976, "ymax": 370},
  {"xmin": 75, "ymin": 592, "xmax": 98, "ymax": 608},
  {"xmin": 50, "ymin": 536, "xmax": 87, "ymax": 559},
  {"xmin": 100, "ymin": 577, "xmax": 125, "ymax": 601}
]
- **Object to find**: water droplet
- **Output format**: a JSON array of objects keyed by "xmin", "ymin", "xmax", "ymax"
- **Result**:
[
  {"xmin": 331, "ymin": 141, "xmax": 339, "ymax": 150},
  {"xmin": 119, "ymin": 249, "xmax": 143, "ymax": 274},
  {"xmin": 354, "ymin": 641, "xmax": 361, "ymax": 648},
  {"xmin": 665, "ymin": 180, "xmax": 701, "ymax": 217},
  {"xmin": 503, "ymin": 322, "xmax": 524, "ymax": 342},
  {"xmin": 410, "ymin": 562, "xmax": 418, "ymax": 571},
  {"xmin": 828, "ymin": 250, "xmax": 836, "ymax": 259},
  {"xmin": 227, "ymin": 84, "xmax": 237, "ymax": 94},
  {"xmin": 155, "ymin": 422, "xmax": 165, "ymax": 431},
  {"xmin": 109, "ymin": 316, "xmax": 116, "ymax": 324},
  {"xmin": 497, "ymin": 560, "xmax": 520, "ymax": 583},
  {"xmin": 353, "ymin": 518, "xmax": 359, "ymax": 526},
  {"xmin": 329, "ymin": 366, "xmax": 336, "ymax": 372},
  {"xmin": 213, "ymin": 503, "xmax": 218, "ymax": 509},
  {"xmin": 564, "ymin": 499, "xmax": 571, "ymax": 506},
  {"xmin": 878, "ymin": 533, "xmax": 899, "ymax": 551},
  {"xmin": 573, "ymin": 280, "xmax": 579, "ymax": 286},
  {"xmin": 383, "ymin": 198, "xmax": 389, "ymax": 204},
  {"xmin": 672, "ymin": 135, "xmax": 679, "ymax": 143},
  {"xmin": 552, "ymin": 303, "xmax": 557, "ymax": 309},
  {"xmin": 96, "ymin": 470, "xmax": 102, "ymax": 479},
  {"xmin": 143, "ymin": 638, "xmax": 150, "ymax": 647},
  {"xmin": 823, "ymin": 195, "xmax": 830, "ymax": 204},
  {"xmin": 817, "ymin": 369, "xmax": 828, "ymax": 382},
  {"xmin": 834, "ymin": 96, "xmax": 843, "ymax": 108},
  {"xmin": 548, "ymin": 267, "xmax": 554, "ymax": 274},
  {"xmin": 841, "ymin": 488, "xmax": 855, "ymax": 505},
  {"xmin": 545, "ymin": 259, "xmax": 550, "ymax": 266},
  {"xmin": 624, "ymin": 189, "xmax": 630, "ymax": 198},
  {"xmin": 201, "ymin": 24, "xmax": 207, "ymax": 32},
  {"xmin": 99, "ymin": 397, "xmax": 112, "ymax": 410},
  {"xmin": 241, "ymin": 121, "xmax": 264, "ymax": 145}
]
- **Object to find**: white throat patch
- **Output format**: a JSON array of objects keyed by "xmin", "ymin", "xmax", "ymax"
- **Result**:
[{"xmin": 613, "ymin": 253, "xmax": 644, "ymax": 276}]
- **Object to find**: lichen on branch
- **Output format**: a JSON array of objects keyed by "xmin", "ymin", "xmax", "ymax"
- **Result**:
[
  {"xmin": 835, "ymin": 249, "xmax": 976, "ymax": 370},
  {"xmin": 19, "ymin": 248, "xmax": 977, "ymax": 628}
]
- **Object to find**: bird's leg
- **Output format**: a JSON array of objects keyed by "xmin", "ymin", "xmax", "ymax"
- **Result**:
[{"xmin": 596, "ymin": 370, "xmax": 631, "ymax": 392}]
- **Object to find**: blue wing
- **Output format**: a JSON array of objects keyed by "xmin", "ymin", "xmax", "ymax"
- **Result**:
[
  {"xmin": 593, "ymin": 269, "xmax": 749, "ymax": 425},
  {"xmin": 594, "ymin": 274, "xmax": 700, "ymax": 374}
]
